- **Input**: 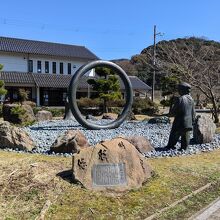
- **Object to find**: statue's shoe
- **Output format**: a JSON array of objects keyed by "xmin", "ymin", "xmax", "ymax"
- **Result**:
[{"xmin": 163, "ymin": 145, "xmax": 176, "ymax": 151}]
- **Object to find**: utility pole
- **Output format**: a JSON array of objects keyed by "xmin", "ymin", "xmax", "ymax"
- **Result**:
[
  {"xmin": 152, "ymin": 25, "xmax": 156, "ymax": 102},
  {"xmin": 151, "ymin": 25, "xmax": 164, "ymax": 102}
]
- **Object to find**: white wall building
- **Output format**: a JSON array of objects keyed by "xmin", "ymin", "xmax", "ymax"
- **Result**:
[
  {"xmin": 0, "ymin": 36, "xmax": 151, "ymax": 106},
  {"xmin": 0, "ymin": 36, "xmax": 99, "ymax": 106}
]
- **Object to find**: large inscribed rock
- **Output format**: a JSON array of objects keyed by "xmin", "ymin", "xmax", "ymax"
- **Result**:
[{"xmin": 72, "ymin": 137, "xmax": 153, "ymax": 192}]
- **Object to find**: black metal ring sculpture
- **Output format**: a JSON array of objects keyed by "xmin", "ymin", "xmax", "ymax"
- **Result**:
[{"xmin": 68, "ymin": 60, "xmax": 133, "ymax": 130}]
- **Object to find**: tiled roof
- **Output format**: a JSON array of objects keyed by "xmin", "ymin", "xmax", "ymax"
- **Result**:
[
  {"xmin": 0, "ymin": 71, "xmax": 35, "ymax": 85},
  {"xmin": 0, "ymin": 72, "xmax": 151, "ymax": 90},
  {"xmin": 128, "ymin": 76, "xmax": 151, "ymax": 90},
  {"xmin": 32, "ymin": 73, "xmax": 72, "ymax": 88},
  {"xmin": 0, "ymin": 36, "xmax": 99, "ymax": 60}
]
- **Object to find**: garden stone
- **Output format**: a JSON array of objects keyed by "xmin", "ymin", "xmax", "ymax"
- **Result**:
[
  {"xmin": 86, "ymin": 115, "xmax": 97, "ymax": 121},
  {"xmin": 50, "ymin": 130, "xmax": 90, "ymax": 154},
  {"xmin": 120, "ymin": 136, "xmax": 154, "ymax": 154},
  {"xmin": 22, "ymin": 104, "xmax": 36, "ymax": 121},
  {"xmin": 125, "ymin": 110, "xmax": 137, "ymax": 121},
  {"xmin": 102, "ymin": 114, "xmax": 115, "ymax": 120},
  {"xmin": 72, "ymin": 137, "xmax": 153, "ymax": 192},
  {"xmin": 193, "ymin": 115, "xmax": 216, "ymax": 144},
  {"xmin": 36, "ymin": 110, "xmax": 53, "ymax": 121},
  {"xmin": 0, "ymin": 121, "xmax": 35, "ymax": 151},
  {"xmin": 148, "ymin": 116, "xmax": 170, "ymax": 124},
  {"xmin": 3, "ymin": 104, "xmax": 35, "ymax": 124}
]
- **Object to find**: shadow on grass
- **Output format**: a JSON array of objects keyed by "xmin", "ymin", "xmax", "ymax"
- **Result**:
[{"xmin": 56, "ymin": 169, "xmax": 81, "ymax": 185}]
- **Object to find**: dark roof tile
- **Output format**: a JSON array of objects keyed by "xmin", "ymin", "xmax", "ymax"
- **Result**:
[
  {"xmin": 0, "ymin": 72, "xmax": 34, "ymax": 85},
  {"xmin": 0, "ymin": 72, "xmax": 151, "ymax": 91},
  {"xmin": 32, "ymin": 73, "xmax": 72, "ymax": 88},
  {"xmin": 0, "ymin": 36, "xmax": 99, "ymax": 60}
]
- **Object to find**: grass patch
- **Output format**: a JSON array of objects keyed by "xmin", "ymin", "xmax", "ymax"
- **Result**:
[
  {"xmin": 0, "ymin": 150, "xmax": 219, "ymax": 219},
  {"xmin": 157, "ymin": 182, "xmax": 220, "ymax": 219}
]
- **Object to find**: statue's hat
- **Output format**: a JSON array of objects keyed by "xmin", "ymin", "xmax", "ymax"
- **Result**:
[{"xmin": 179, "ymin": 82, "xmax": 191, "ymax": 88}]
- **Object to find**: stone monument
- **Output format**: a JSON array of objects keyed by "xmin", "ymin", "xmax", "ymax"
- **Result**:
[{"xmin": 72, "ymin": 137, "xmax": 153, "ymax": 192}]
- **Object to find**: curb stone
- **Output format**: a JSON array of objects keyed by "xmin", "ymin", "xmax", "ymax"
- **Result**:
[{"xmin": 188, "ymin": 197, "xmax": 220, "ymax": 220}]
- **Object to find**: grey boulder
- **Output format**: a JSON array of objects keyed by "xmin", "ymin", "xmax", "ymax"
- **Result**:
[
  {"xmin": 36, "ymin": 110, "xmax": 53, "ymax": 121},
  {"xmin": 193, "ymin": 115, "xmax": 216, "ymax": 144},
  {"xmin": 0, "ymin": 121, "xmax": 35, "ymax": 151},
  {"xmin": 50, "ymin": 130, "xmax": 90, "ymax": 153}
]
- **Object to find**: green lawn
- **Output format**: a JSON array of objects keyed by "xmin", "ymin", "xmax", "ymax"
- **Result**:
[{"xmin": 0, "ymin": 149, "xmax": 219, "ymax": 220}]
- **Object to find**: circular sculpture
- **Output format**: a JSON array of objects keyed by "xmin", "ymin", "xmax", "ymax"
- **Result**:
[{"xmin": 68, "ymin": 60, "xmax": 133, "ymax": 130}]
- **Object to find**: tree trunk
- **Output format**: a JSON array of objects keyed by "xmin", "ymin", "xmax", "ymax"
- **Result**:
[
  {"xmin": 103, "ymin": 99, "xmax": 108, "ymax": 113},
  {"xmin": 210, "ymin": 91, "xmax": 219, "ymax": 123}
]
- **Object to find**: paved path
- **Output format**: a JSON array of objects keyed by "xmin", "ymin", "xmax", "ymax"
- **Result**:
[{"xmin": 189, "ymin": 198, "xmax": 220, "ymax": 219}]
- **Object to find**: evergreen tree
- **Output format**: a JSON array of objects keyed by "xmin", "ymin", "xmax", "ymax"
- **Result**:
[
  {"xmin": 18, "ymin": 89, "xmax": 29, "ymax": 105},
  {"xmin": 0, "ymin": 64, "xmax": 7, "ymax": 98},
  {"xmin": 87, "ymin": 67, "xmax": 122, "ymax": 113}
]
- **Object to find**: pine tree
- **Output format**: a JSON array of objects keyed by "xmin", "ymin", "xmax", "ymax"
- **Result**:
[
  {"xmin": 87, "ymin": 67, "xmax": 122, "ymax": 113},
  {"xmin": 0, "ymin": 64, "xmax": 7, "ymax": 97}
]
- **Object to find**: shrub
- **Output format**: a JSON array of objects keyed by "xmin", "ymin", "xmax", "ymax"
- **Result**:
[
  {"xmin": 106, "ymin": 99, "xmax": 125, "ymax": 107},
  {"xmin": 11, "ymin": 105, "xmax": 26, "ymax": 115},
  {"xmin": 132, "ymin": 97, "xmax": 158, "ymax": 115},
  {"xmin": 0, "ymin": 104, "xmax": 3, "ymax": 117},
  {"xmin": 108, "ymin": 107, "xmax": 122, "ymax": 114},
  {"xmin": 10, "ymin": 105, "xmax": 35, "ymax": 126},
  {"xmin": 23, "ymin": 101, "xmax": 37, "ymax": 108},
  {"xmin": 0, "ymin": 80, "xmax": 7, "ymax": 96},
  {"xmin": 46, "ymin": 108, "xmax": 65, "ymax": 117},
  {"xmin": 33, "ymin": 107, "xmax": 41, "ymax": 115},
  {"xmin": 18, "ymin": 89, "xmax": 29, "ymax": 104},
  {"xmin": 160, "ymin": 99, "xmax": 171, "ymax": 107},
  {"xmin": 33, "ymin": 107, "xmax": 65, "ymax": 117},
  {"xmin": 77, "ymin": 98, "xmax": 102, "ymax": 108}
]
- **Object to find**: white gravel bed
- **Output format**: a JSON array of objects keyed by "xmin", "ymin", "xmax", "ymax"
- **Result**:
[{"xmin": 19, "ymin": 119, "xmax": 220, "ymax": 158}]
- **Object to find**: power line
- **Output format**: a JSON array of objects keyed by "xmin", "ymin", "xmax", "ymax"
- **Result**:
[{"xmin": 0, "ymin": 17, "xmax": 139, "ymax": 36}]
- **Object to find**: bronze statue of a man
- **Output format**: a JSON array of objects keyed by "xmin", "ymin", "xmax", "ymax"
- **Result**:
[{"xmin": 166, "ymin": 82, "xmax": 195, "ymax": 150}]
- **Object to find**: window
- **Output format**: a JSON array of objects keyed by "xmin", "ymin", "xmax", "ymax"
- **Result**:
[
  {"xmin": 13, "ymin": 91, "xmax": 18, "ymax": 99},
  {"xmin": 68, "ymin": 63, "xmax": 71, "ymax": 74},
  {"xmin": 60, "ymin": 62, "xmax": 63, "ymax": 74},
  {"xmin": 28, "ymin": 60, "xmax": 33, "ymax": 72},
  {"xmin": 63, "ymin": 92, "xmax": 67, "ymax": 101},
  {"xmin": 37, "ymin": 61, "xmax": 41, "ymax": 73},
  {"xmin": 45, "ymin": 61, "xmax": 49, "ymax": 73},
  {"xmin": 52, "ymin": 62, "xmax": 56, "ymax": 74}
]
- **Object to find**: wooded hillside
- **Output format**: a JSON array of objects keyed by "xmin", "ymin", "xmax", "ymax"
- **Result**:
[
  {"xmin": 114, "ymin": 37, "xmax": 220, "ymax": 87},
  {"xmin": 114, "ymin": 37, "xmax": 220, "ymax": 122}
]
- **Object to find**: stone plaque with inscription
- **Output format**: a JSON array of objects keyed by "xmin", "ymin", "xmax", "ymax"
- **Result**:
[
  {"xmin": 92, "ymin": 163, "xmax": 127, "ymax": 186},
  {"xmin": 72, "ymin": 137, "xmax": 153, "ymax": 192}
]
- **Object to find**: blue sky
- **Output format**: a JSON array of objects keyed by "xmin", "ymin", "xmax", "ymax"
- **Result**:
[{"xmin": 1, "ymin": 0, "xmax": 219, "ymax": 60}]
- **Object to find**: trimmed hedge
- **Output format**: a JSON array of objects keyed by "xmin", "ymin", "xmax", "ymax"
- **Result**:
[
  {"xmin": 132, "ymin": 97, "xmax": 158, "ymax": 115},
  {"xmin": 77, "ymin": 98, "xmax": 102, "ymax": 108},
  {"xmin": 33, "ymin": 107, "xmax": 65, "ymax": 117}
]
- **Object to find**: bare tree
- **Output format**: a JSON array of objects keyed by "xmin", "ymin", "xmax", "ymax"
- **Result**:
[{"xmin": 157, "ymin": 40, "xmax": 220, "ymax": 123}]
